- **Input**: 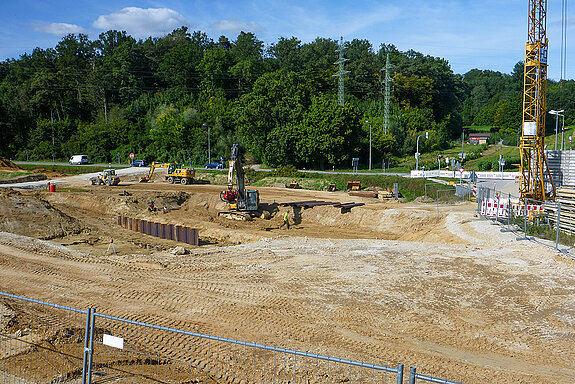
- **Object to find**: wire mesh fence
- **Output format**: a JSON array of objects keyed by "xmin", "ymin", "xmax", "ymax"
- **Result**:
[
  {"xmin": 1, "ymin": 292, "xmax": 421, "ymax": 384},
  {"xmin": 90, "ymin": 311, "xmax": 403, "ymax": 383},
  {"xmin": 0, "ymin": 292, "xmax": 89, "ymax": 383}
]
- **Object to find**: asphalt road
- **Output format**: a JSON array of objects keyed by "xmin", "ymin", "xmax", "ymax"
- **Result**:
[{"xmin": 8, "ymin": 161, "xmax": 518, "ymax": 195}]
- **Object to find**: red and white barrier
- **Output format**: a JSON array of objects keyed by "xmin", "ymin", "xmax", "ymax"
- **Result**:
[{"xmin": 481, "ymin": 197, "xmax": 542, "ymax": 218}]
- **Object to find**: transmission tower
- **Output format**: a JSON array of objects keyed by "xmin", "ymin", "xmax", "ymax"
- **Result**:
[
  {"xmin": 333, "ymin": 37, "xmax": 350, "ymax": 106},
  {"xmin": 383, "ymin": 53, "xmax": 393, "ymax": 135},
  {"xmin": 519, "ymin": 0, "xmax": 556, "ymax": 201}
]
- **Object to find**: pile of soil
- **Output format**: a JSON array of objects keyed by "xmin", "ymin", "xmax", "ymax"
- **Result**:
[
  {"xmin": 0, "ymin": 189, "xmax": 84, "ymax": 239},
  {"xmin": 0, "ymin": 157, "xmax": 20, "ymax": 170}
]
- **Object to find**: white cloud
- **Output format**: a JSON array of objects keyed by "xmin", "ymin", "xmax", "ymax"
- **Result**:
[
  {"xmin": 212, "ymin": 18, "xmax": 262, "ymax": 34},
  {"xmin": 92, "ymin": 7, "xmax": 191, "ymax": 38},
  {"xmin": 33, "ymin": 23, "xmax": 86, "ymax": 36}
]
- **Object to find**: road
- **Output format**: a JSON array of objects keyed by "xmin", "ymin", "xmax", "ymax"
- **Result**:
[{"xmin": 1, "ymin": 166, "xmax": 149, "ymax": 189}]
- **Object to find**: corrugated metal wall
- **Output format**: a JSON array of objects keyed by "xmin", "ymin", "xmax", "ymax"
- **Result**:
[{"xmin": 117, "ymin": 216, "xmax": 199, "ymax": 245}]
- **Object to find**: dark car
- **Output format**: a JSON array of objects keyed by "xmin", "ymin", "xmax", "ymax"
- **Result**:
[
  {"xmin": 131, "ymin": 160, "xmax": 147, "ymax": 167},
  {"xmin": 205, "ymin": 162, "xmax": 224, "ymax": 169}
]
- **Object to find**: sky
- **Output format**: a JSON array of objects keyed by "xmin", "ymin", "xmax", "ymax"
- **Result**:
[{"xmin": 0, "ymin": 0, "xmax": 573, "ymax": 80}]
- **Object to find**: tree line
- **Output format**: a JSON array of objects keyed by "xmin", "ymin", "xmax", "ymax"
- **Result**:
[{"xmin": 0, "ymin": 27, "xmax": 573, "ymax": 168}]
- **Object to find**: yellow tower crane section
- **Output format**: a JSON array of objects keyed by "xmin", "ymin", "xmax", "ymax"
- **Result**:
[{"xmin": 519, "ymin": 0, "xmax": 556, "ymax": 202}]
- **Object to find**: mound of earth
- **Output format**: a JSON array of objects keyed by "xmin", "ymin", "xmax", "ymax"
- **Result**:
[
  {"xmin": 0, "ymin": 157, "xmax": 20, "ymax": 170},
  {"xmin": 0, "ymin": 189, "xmax": 84, "ymax": 239}
]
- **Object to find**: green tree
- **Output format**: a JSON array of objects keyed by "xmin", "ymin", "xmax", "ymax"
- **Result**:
[
  {"xmin": 297, "ymin": 96, "xmax": 361, "ymax": 167},
  {"xmin": 234, "ymin": 70, "xmax": 313, "ymax": 161}
]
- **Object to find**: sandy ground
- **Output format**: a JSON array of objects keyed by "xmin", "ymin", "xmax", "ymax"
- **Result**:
[{"xmin": 0, "ymin": 171, "xmax": 574, "ymax": 383}]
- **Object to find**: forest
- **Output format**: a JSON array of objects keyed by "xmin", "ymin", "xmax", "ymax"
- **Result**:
[{"xmin": 0, "ymin": 27, "xmax": 574, "ymax": 168}]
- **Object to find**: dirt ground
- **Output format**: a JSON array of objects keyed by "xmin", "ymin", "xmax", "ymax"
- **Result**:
[{"xmin": 1, "ymin": 171, "xmax": 575, "ymax": 383}]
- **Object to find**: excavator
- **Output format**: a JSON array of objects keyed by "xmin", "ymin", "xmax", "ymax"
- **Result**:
[
  {"xmin": 219, "ymin": 144, "xmax": 260, "ymax": 220},
  {"xmin": 140, "ymin": 162, "xmax": 195, "ymax": 184}
]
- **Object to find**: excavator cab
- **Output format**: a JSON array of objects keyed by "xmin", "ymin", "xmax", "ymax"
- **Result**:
[{"xmin": 240, "ymin": 190, "xmax": 259, "ymax": 211}]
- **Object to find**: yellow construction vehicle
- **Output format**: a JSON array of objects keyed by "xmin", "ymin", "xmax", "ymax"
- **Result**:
[
  {"xmin": 219, "ymin": 144, "xmax": 260, "ymax": 220},
  {"xmin": 90, "ymin": 169, "xmax": 120, "ymax": 186},
  {"xmin": 140, "ymin": 162, "xmax": 195, "ymax": 184}
]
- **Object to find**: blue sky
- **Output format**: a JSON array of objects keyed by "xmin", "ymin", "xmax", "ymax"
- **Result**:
[{"xmin": 0, "ymin": 0, "xmax": 572, "ymax": 79}]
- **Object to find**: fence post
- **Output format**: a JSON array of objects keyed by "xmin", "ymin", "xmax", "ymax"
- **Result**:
[
  {"xmin": 523, "ymin": 198, "xmax": 529, "ymax": 240},
  {"xmin": 477, "ymin": 186, "xmax": 481, "ymax": 214},
  {"xmin": 397, "ymin": 363, "xmax": 404, "ymax": 384},
  {"xmin": 409, "ymin": 366, "xmax": 416, "ymax": 384},
  {"xmin": 507, "ymin": 193, "xmax": 511, "ymax": 230},
  {"xmin": 495, "ymin": 191, "xmax": 500, "ymax": 220},
  {"xmin": 86, "ymin": 309, "xmax": 96, "ymax": 384},
  {"xmin": 556, "ymin": 203, "xmax": 561, "ymax": 250},
  {"xmin": 81, "ymin": 308, "xmax": 92, "ymax": 384}
]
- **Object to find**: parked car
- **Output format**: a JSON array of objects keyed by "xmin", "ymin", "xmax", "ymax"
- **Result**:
[
  {"xmin": 205, "ymin": 162, "xmax": 224, "ymax": 169},
  {"xmin": 131, "ymin": 160, "xmax": 147, "ymax": 167},
  {"xmin": 69, "ymin": 155, "xmax": 88, "ymax": 165}
]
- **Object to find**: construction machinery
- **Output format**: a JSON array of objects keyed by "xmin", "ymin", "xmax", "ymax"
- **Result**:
[
  {"xmin": 519, "ymin": 0, "xmax": 556, "ymax": 202},
  {"xmin": 140, "ymin": 162, "xmax": 195, "ymax": 184},
  {"xmin": 90, "ymin": 169, "xmax": 120, "ymax": 186},
  {"xmin": 219, "ymin": 144, "xmax": 260, "ymax": 220}
]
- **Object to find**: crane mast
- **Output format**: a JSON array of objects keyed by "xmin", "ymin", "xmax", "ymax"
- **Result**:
[{"xmin": 519, "ymin": 0, "xmax": 556, "ymax": 201}]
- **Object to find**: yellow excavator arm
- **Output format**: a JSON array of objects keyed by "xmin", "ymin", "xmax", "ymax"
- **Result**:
[{"xmin": 140, "ymin": 162, "xmax": 169, "ymax": 182}]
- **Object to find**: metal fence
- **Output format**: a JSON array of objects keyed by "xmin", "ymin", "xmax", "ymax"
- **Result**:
[
  {"xmin": 474, "ymin": 185, "xmax": 571, "ymax": 252},
  {"xmin": 0, "ymin": 292, "xmax": 89, "ymax": 383},
  {"xmin": 1, "ymin": 292, "xmax": 463, "ymax": 384}
]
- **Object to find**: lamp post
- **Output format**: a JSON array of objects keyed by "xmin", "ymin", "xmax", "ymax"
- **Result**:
[
  {"xmin": 416, "ymin": 131, "xmax": 428, "ymax": 171},
  {"xmin": 203, "ymin": 123, "xmax": 211, "ymax": 164},
  {"xmin": 365, "ymin": 120, "xmax": 372, "ymax": 170},
  {"xmin": 549, "ymin": 109, "xmax": 564, "ymax": 150},
  {"xmin": 561, "ymin": 112, "xmax": 566, "ymax": 151}
]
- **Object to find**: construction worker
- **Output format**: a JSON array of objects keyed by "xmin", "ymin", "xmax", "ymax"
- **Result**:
[{"xmin": 279, "ymin": 209, "xmax": 290, "ymax": 229}]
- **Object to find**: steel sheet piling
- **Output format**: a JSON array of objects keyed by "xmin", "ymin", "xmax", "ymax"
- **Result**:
[{"xmin": 116, "ymin": 216, "xmax": 198, "ymax": 245}]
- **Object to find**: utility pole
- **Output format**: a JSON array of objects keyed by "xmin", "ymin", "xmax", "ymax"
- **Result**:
[
  {"xmin": 383, "ymin": 53, "xmax": 393, "ymax": 135},
  {"xmin": 333, "ymin": 37, "xmax": 350, "ymax": 106}
]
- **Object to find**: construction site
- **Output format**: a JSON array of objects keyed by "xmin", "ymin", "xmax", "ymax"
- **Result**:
[
  {"xmin": 0, "ymin": 150, "xmax": 575, "ymax": 383},
  {"xmin": 1, "ymin": 0, "xmax": 575, "ymax": 382}
]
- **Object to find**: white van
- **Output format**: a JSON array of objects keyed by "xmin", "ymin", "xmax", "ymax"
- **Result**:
[{"xmin": 69, "ymin": 155, "xmax": 89, "ymax": 165}]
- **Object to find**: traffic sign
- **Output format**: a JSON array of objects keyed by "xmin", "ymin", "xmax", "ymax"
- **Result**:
[{"xmin": 129, "ymin": 153, "xmax": 134, "ymax": 159}]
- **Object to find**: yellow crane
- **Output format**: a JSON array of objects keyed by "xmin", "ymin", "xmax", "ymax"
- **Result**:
[{"xmin": 519, "ymin": 0, "xmax": 556, "ymax": 202}]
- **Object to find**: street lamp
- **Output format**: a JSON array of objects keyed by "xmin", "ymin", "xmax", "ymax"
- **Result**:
[
  {"xmin": 365, "ymin": 120, "xmax": 372, "ymax": 170},
  {"xmin": 549, "ymin": 109, "xmax": 564, "ymax": 150},
  {"xmin": 561, "ymin": 112, "xmax": 566, "ymax": 151},
  {"xmin": 203, "ymin": 123, "xmax": 211, "ymax": 164},
  {"xmin": 416, "ymin": 131, "xmax": 428, "ymax": 171}
]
